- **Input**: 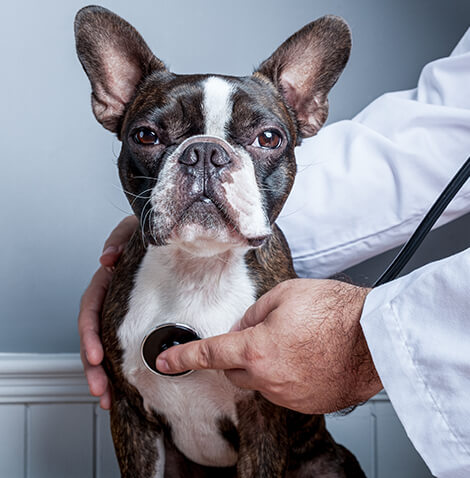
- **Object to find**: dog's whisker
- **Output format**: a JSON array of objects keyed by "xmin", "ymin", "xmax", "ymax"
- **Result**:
[
  {"xmin": 257, "ymin": 186, "xmax": 279, "ymax": 193},
  {"xmin": 112, "ymin": 184, "xmax": 154, "ymax": 199},
  {"xmin": 142, "ymin": 203, "xmax": 155, "ymax": 236},
  {"xmin": 139, "ymin": 198, "xmax": 150, "ymax": 228},
  {"xmin": 130, "ymin": 189, "xmax": 155, "ymax": 209},
  {"xmin": 296, "ymin": 160, "xmax": 328, "ymax": 173},
  {"xmin": 109, "ymin": 202, "xmax": 133, "ymax": 216},
  {"xmin": 278, "ymin": 205, "xmax": 307, "ymax": 219},
  {"xmin": 132, "ymin": 175, "xmax": 159, "ymax": 181},
  {"xmin": 139, "ymin": 198, "xmax": 154, "ymax": 246},
  {"xmin": 112, "ymin": 185, "xmax": 154, "ymax": 211}
]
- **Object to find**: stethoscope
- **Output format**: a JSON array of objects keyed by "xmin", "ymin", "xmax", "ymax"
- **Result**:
[
  {"xmin": 142, "ymin": 156, "xmax": 470, "ymax": 377},
  {"xmin": 141, "ymin": 323, "xmax": 200, "ymax": 377}
]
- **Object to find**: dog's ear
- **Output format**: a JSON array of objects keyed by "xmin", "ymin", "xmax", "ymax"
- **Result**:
[
  {"xmin": 256, "ymin": 16, "xmax": 351, "ymax": 138},
  {"xmin": 74, "ymin": 6, "xmax": 166, "ymax": 132}
]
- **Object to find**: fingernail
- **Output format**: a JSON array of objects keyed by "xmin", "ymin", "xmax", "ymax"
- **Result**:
[
  {"xmin": 156, "ymin": 357, "xmax": 170, "ymax": 373},
  {"xmin": 102, "ymin": 246, "xmax": 119, "ymax": 256}
]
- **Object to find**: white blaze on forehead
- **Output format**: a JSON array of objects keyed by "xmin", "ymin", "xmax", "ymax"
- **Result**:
[
  {"xmin": 222, "ymin": 148, "xmax": 271, "ymax": 239},
  {"xmin": 203, "ymin": 77, "xmax": 234, "ymax": 138}
]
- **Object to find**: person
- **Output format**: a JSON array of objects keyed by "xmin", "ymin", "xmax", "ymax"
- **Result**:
[{"xmin": 79, "ymin": 29, "xmax": 470, "ymax": 477}]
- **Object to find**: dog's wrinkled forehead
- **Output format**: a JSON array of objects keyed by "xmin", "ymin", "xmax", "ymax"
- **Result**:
[{"xmin": 124, "ymin": 73, "xmax": 294, "ymax": 144}]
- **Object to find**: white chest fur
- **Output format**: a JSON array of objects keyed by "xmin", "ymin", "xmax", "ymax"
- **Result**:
[{"xmin": 118, "ymin": 246, "xmax": 256, "ymax": 467}]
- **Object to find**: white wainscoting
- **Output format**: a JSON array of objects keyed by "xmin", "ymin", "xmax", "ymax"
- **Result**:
[{"xmin": 0, "ymin": 354, "xmax": 434, "ymax": 478}]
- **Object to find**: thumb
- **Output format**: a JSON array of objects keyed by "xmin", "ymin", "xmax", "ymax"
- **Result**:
[{"xmin": 156, "ymin": 331, "xmax": 249, "ymax": 374}]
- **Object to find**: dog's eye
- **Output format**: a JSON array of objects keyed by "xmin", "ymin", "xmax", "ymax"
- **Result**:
[
  {"xmin": 253, "ymin": 130, "xmax": 282, "ymax": 149},
  {"xmin": 133, "ymin": 127, "xmax": 160, "ymax": 145}
]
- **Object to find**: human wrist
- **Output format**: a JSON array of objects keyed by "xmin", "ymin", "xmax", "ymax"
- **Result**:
[{"xmin": 347, "ymin": 286, "xmax": 383, "ymax": 403}]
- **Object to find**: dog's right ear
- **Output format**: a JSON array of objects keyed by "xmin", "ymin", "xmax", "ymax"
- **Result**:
[{"xmin": 74, "ymin": 6, "xmax": 166, "ymax": 133}]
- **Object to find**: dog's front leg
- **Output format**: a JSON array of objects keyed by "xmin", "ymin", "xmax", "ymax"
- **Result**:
[
  {"xmin": 110, "ymin": 389, "xmax": 165, "ymax": 478},
  {"xmin": 236, "ymin": 393, "xmax": 288, "ymax": 478}
]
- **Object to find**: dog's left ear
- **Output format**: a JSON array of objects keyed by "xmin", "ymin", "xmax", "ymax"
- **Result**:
[{"xmin": 256, "ymin": 16, "xmax": 351, "ymax": 138}]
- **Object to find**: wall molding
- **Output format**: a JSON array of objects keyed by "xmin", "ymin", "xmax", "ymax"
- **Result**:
[
  {"xmin": 0, "ymin": 353, "xmax": 96, "ymax": 404},
  {"xmin": 0, "ymin": 353, "xmax": 388, "ymax": 405}
]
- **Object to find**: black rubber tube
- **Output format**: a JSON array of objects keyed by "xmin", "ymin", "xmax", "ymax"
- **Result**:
[{"xmin": 374, "ymin": 156, "xmax": 470, "ymax": 287}]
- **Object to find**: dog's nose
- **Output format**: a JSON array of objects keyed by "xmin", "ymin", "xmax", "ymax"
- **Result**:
[{"xmin": 179, "ymin": 142, "xmax": 231, "ymax": 168}]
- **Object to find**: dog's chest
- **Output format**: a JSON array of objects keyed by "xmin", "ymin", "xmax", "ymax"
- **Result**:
[{"xmin": 118, "ymin": 246, "xmax": 256, "ymax": 467}]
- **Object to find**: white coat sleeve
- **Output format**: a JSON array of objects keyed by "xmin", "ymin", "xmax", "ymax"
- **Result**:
[
  {"xmin": 275, "ymin": 30, "xmax": 470, "ymax": 477},
  {"xmin": 277, "ymin": 28, "xmax": 470, "ymax": 279},
  {"xmin": 361, "ymin": 249, "xmax": 470, "ymax": 477}
]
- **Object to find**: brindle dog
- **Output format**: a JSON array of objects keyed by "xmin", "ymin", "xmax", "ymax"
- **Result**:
[{"xmin": 75, "ymin": 6, "xmax": 365, "ymax": 477}]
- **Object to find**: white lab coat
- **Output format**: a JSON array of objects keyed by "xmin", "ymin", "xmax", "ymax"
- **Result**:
[{"xmin": 277, "ymin": 29, "xmax": 470, "ymax": 477}]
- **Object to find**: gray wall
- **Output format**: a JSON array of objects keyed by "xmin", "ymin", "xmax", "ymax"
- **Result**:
[{"xmin": 0, "ymin": 0, "xmax": 469, "ymax": 352}]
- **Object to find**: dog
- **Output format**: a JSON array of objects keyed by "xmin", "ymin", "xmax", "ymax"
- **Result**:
[{"xmin": 75, "ymin": 5, "xmax": 365, "ymax": 477}]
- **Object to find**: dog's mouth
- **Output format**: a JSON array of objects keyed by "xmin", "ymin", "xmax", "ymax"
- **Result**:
[
  {"xmin": 174, "ymin": 196, "xmax": 269, "ymax": 247},
  {"xmin": 144, "ymin": 194, "xmax": 269, "ymax": 250},
  {"xmin": 179, "ymin": 197, "xmax": 227, "ymax": 232}
]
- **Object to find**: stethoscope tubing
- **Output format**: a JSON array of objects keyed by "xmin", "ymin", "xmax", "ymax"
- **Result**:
[{"xmin": 374, "ymin": 156, "xmax": 470, "ymax": 287}]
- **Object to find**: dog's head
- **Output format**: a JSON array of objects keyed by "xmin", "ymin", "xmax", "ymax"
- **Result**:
[{"xmin": 75, "ymin": 6, "xmax": 350, "ymax": 256}]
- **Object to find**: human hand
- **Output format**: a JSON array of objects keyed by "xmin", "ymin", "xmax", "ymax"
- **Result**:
[
  {"xmin": 156, "ymin": 279, "xmax": 382, "ymax": 414},
  {"xmin": 78, "ymin": 216, "xmax": 138, "ymax": 409}
]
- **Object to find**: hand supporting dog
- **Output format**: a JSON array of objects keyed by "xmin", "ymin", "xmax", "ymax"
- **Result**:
[{"xmin": 79, "ymin": 216, "xmax": 138, "ymax": 410}]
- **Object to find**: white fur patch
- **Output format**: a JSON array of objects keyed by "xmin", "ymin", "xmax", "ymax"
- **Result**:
[
  {"xmin": 223, "ymin": 148, "xmax": 271, "ymax": 239},
  {"xmin": 149, "ymin": 150, "xmax": 181, "ymax": 236},
  {"xmin": 202, "ymin": 77, "xmax": 234, "ymax": 138},
  {"xmin": 118, "ymin": 246, "xmax": 255, "ymax": 467}
]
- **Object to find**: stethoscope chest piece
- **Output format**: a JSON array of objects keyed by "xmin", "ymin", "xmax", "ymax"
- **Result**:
[{"xmin": 141, "ymin": 323, "xmax": 201, "ymax": 377}]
